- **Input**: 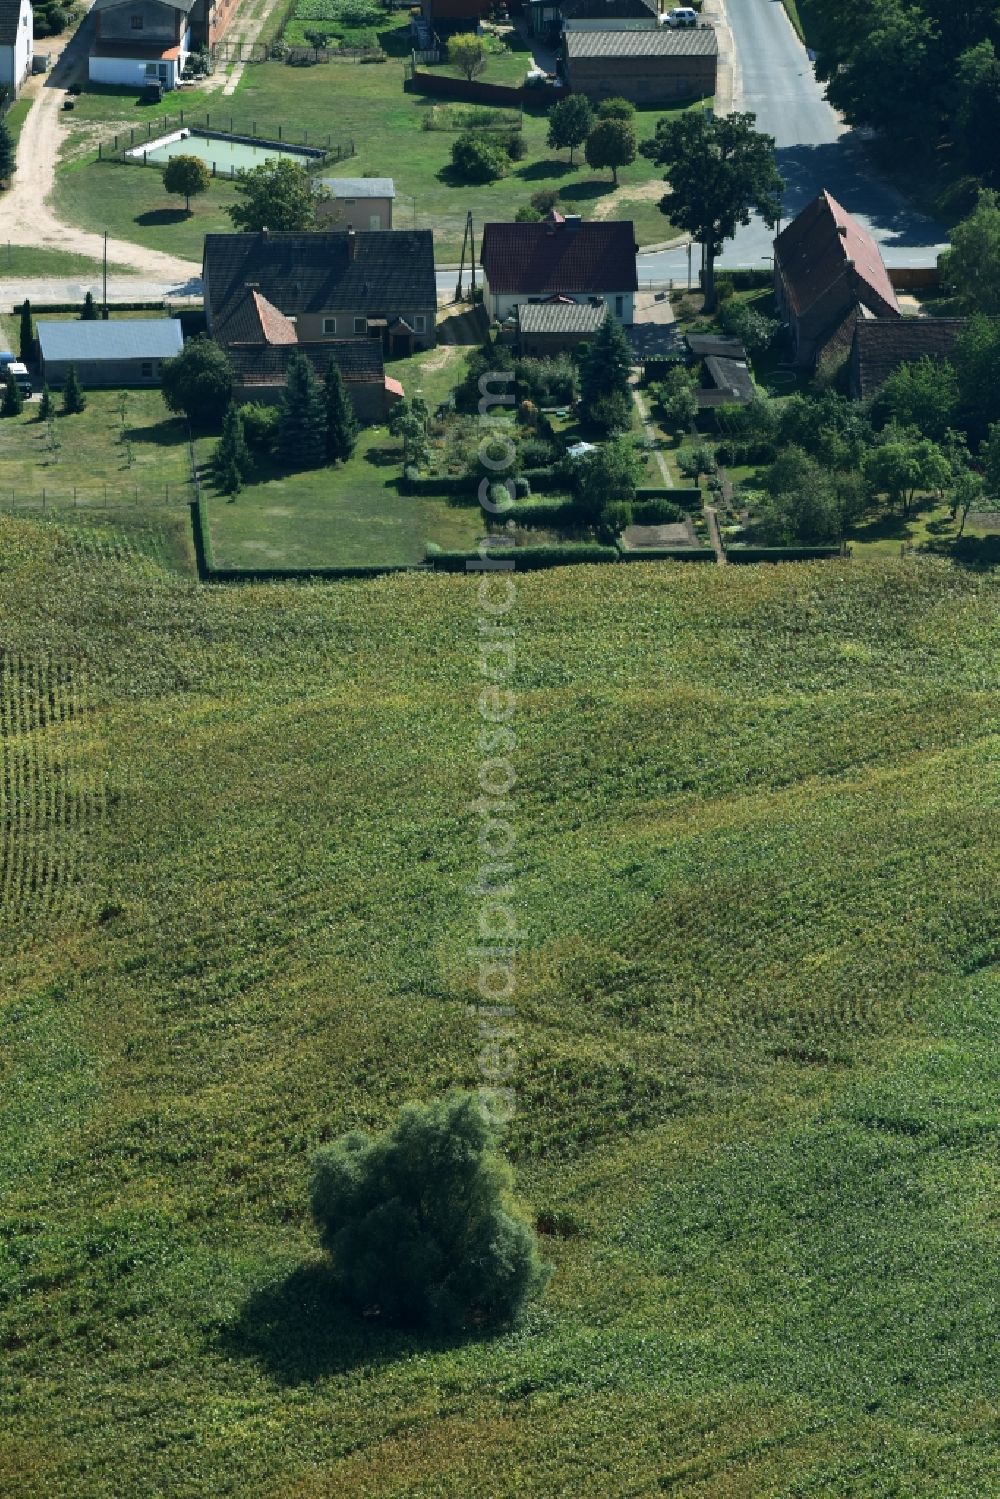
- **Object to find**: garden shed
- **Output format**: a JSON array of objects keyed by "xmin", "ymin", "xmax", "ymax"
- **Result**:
[{"xmin": 37, "ymin": 319, "xmax": 184, "ymax": 387}]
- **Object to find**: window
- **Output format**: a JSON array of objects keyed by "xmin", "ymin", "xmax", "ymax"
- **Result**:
[
  {"xmin": 130, "ymin": 13, "xmax": 143, "ymax": 27},
  {"xmin": 353, "ymin": 317, "xmax": 367, "ymax": 335},
  {"xmin": 413, "ymin": 314, "xmax": 426, "ymax": 333},
  {"xmin": 323, "ymin": 316, "xmax": 337, "ymax": 334},
  {"xmin": 140, "ymin": 362, "xmax": 153, "ymax": 378},
  {"xmin": 614, "ymin": 295, "xmax": 624, "ymax": 318},
  {"xmin": 144, "ymin": 63, "xmax": 159, "ymax": 76}
]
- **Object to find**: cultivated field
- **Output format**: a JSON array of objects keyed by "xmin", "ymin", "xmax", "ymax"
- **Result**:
[{"xmin": 0, "ymin": 518, "xmax": 998, "ymax": 1497}]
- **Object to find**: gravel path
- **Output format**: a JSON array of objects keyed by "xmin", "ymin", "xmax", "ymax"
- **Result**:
[{"xmin": 3, "ymin": 9, "xmax": 200, "ymax": 283}]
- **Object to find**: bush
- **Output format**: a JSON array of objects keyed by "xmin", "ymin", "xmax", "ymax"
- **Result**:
[
  {"xmin": 310, "ymin": 1092, "xmax": 548, "ymax": 1330},
  {"xmin": 451, "ymin": 132, "xmax": 510, "ymax": 183},
  {"xmin": 238, "ymin": 402, "xmax": 280, "ymax": 454},
  {"xmin": 518, "ymin": 436, "xmax": 557, "ymax": 469},
  {"xmin": 516, "ymin": 355, "xmax": 577, "ymax": 408},
  {"xmin": 718, "ymin": 298, "xmax": 780, "ymax": 353},
  {"xmin": 633, "ymin": 496, "xmax": 684, "ymax": 525},
  {"xmin": 714, "ymin": 276, "xmax": 736, "ymax": 305},
  {"xmin": 677, "ymin": 443, "xmax": 717, "ymax": 479},
  {"xmin": 586, "ymin": 389, "xmax": 633, "ymax": 435},
  {"xmin": 503, "ymin": 131, "xmax": 527, "ymax": 162},
  {"xmin": 602, "ymin": 499, "xmax": 634, "ymax": 533},
  {"xmin": 514, "ymin": 475, "xmax": 531, "ymax": 498}
]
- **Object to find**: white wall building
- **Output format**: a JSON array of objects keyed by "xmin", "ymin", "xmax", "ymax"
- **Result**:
[{"xmin": 0, "ymin": 0, "xmax": 34, "ymax": 98}]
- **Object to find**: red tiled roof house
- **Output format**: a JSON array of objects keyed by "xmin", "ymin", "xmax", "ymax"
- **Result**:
[
  {"xmin": 480, "ymin": 213, "xmax": 639, "ymax": 326},
  {"xmin": 773, "ymin": 190, "xmax": 900, "ymax": 369}
]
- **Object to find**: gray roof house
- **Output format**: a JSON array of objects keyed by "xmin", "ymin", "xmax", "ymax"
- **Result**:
[
  {"xmin": 202, "ymin": 228, "xmax": 436, "ymax": 356},
  {"xmin": 316, "ymin": 178, "xmax": 395, "ymax": 231},
  {"xmin": 37, "ymin": 319, "xmax": 184, "ymax": 387},
  {"xmin": 516, "ymin": 299, "xmax": 607, "ymax": 355}
]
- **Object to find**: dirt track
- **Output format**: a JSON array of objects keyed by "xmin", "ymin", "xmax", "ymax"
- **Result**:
[{"xmin": 3, "ymin": 11, "xmax": 200, "ymax": 286}]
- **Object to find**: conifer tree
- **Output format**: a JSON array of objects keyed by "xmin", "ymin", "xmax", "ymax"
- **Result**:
[
  {"xmin": 324, "ymin": 357, "xmax": 358, "ymax": 464},
  {"xmin": 277, "ymin": 349, "xmax": 326, "ymax": 470},
  {"xmin": 38, "ymin": 384, "xmax": 54, "ymax": 421},
  {"xmin": 1, "ymin": 368, "xmax": 23, "ymax": 418},
  {"xmin": 214, "ymin": 402, "xmax": 251, "ymax": 495},
  {"xmin": 62, "ymin": 364, "xmax": 87, "ymax": 415},
  {"xmin": 19, "ymin": 300, "xmax": 34, "ymax": 362},
  {"xmin": 579, "ymin": 311, "xmax": 632, "ymax": 425},
  {"xmin": 0, "ymin": 118, "xmax": 15, "ymax": 188}
]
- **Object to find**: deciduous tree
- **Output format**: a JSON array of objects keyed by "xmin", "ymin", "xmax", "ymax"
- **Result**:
[
  {"xmin": 310, "ymin": 1091, "xmax": 548, "ymax": 1330},
  {"xmin": 228, "ymin": 158, "xmax": 319, "ymax": 232},
  {"xmin": 584, "ymin": 117, "xmax": 636, "ymax": 186},
  {"xmin": 161, "ymin": 337, "xmax": 234, "ymax": 428},
  {"xmin": 447, "ymin": 32, "xmax": 487, "ymax": 82},
  {"xmin": 640, "ymin": 111, "xmax": 783, "ymax": 311},
  {"xmin": 939, "ymin": 189, "xmax": 1000, "ymax": 314},
  {"xmin": 547, "ymin": 95, "xmax": 593, "ymax": 166},
  {"xmin": 164, "ymin": 153, "xmax": 211, "ymax": 215},
  {"xmin": 0, "ymin": 117, "xmax": 14, "ymax": 188}
]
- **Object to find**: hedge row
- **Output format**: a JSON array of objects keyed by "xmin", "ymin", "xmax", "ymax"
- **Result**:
[
  {"xmin": 14, "ymin": 301, "xmax": 181, "ymax": 315},
  {"xmin": 725, "ymin": 545, "xmax": 844, "ymax": 563},
  {"xmin": 489, "ymin": 500, "xmax": 579, "ymax": 530},
  {"xmin": 430, "ymin": 545, "xmax": 620, "ymax": 572},
  {"xmin": 637, "ymin": 486, "xmax": 702, "ymax": 511},
  {"xmin": 619, "ymin": 545, "xmax": 716, "ymax": 562}
]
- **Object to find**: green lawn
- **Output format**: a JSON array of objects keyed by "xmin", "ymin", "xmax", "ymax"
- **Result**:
[
  {"xmin": 53, "ymin": 31, "xmax": 690, "ymax": 262},
  {"xmin": 200, "ymin": 425, "xmax": 483, "ymax": 567},
  {"xmin": 0, "ymin": 388, "xmax": 194, "ymax": 506},
  {"xmin": 0, "ymin": 534, "xmax": 998, "ymax": 1497}
]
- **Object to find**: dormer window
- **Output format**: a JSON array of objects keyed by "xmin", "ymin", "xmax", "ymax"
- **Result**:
[{"xmin": 131, "ymin": 13, "xmax": 143, "ymax": 27}]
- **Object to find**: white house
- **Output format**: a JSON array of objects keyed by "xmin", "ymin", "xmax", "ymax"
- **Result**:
[
  {"xmin": 0, "ymin": 0, "xmax": 33, "ymax": 98},
  {"xmin": 88, "ymin": 0, "xmax": 194, "ymax": 90},
  {"xmin": 316, "ymin": 178, "xmax": 395, "ymax": 232},
  {"xmin": 480, "ymin": 214, "xmax": 638, "ymax": 326}
]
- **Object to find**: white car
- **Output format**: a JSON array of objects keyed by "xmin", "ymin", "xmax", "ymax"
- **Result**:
[{"xmin": 664, "ymin": 7, "xmax": 699, "ymax": 25}]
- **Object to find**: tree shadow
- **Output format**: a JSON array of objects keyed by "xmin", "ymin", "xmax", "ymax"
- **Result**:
[
  {"xmin": 939, "ymin": 535, "xmax": 1000, "ymax": 570},
  {"xmin": 363, "ymin": 444, "xmax": 402, "ymax": 468},
  {"xmin": 554, "ymin": 178, "xmax": 613, "ymax": 202},
  {"xmin": 515, "ymin": 158, "xmax": 577, "ymax": 182},
  {"xmin": 135, "ymin": 208, "xmax": 189, "ymax": 227},
  {"xmin": 216, "ymin": 1258, "xmax": 482, "ymax": 1387}
]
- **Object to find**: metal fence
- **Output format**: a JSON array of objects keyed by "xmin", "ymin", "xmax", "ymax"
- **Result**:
[
  {"xmin": 0, "ymin": 486, "xmax": 195, "ymax": 512},
  {"xmin": 97, "ymin": 112, "xmax": 355, "ymax": 162}
]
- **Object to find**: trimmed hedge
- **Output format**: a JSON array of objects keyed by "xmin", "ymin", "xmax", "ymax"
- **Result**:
[
  {"xmin": 632, "ymin": 497, "xmax": 684, "ymax": 526},
  {"xmin": 618, "ymin": 544, "xmax": 716, "ymax": 562},
  {"xmin": 725, "ymin": 545, "xmax": 844, "ymax": 563},
  {"xmin": 404, "ymin": 473, "xmax": 475, "ymax": 497},
  {"xmin": 13, "ymin": 300, "xmax": 179, "ymax": 314},
  {"xmin": 488, "ymin": 499, "xmax": 579, "ymax": 530},
  {"xmin": 636, "ymin": 486, "xmax": 702, "ymax": 511},
  {"xmin": 520, "ymin": 468, "xmax": 568, "ymax": 493},
  {"xmin": 431, "ymin": 545, "xmax": 620, "ymax": 572}
]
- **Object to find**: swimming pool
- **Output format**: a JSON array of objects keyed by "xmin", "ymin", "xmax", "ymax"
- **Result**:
[{"xmin": 126, "ymin": 128, "xmax": 325, "ymax": 174}]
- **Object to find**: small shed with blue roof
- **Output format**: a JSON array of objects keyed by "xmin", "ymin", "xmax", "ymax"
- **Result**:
[{"xmin": 37, "ymin": 318, "xmax": 184, "ymax": 388}]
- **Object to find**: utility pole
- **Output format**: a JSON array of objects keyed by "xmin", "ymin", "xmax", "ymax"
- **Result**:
[
  {"xmin": 686, "ymin": 241, "xmax": 692, "ymax": 291},
  {"xmin": 455, "ymin": 212, "xmax": 475, "ymax": 304}
]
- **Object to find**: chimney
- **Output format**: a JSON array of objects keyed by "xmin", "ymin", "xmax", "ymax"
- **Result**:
[
  {"xmin": 565, "ymin": 214, "xmax": 581, "ymax": 230},
  {"xmin": 838, "ymin": 224, "xmax": 848, "ymax": 237},
  {"xmin": 347, "ymin": 227, "xmax": 357, "ymax": 261}
]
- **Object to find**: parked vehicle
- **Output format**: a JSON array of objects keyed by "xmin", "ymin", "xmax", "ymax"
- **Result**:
[
  {"xmin": 6, "ymin": 362, "xmax": 34, "ymax": 398},
  {"xmin": 0, "ymin": 351, "xmax": 15, "ymax": 371},
  {"xmin": 664, "ymin": 6, "xmax": 698, "ymax": 25}
]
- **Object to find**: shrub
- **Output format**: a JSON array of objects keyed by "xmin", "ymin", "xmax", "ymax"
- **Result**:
[
  {"xmin": 718, "ymin": 298, "xmax": 780, "ymax": 353},
  {"xmin": 518, "ymin": 436, "xmax": 557, "ymax": 469},
  {"xmin": 586, "ymin": 389, "xmax": 633, "ymax": 435},
  {"xmin": 451, "ymin": 132, "xmax": 510, "ymax": 183},
  {"xmin": 238, "ymin": 402, "xmax": 280, "ymax": 453},
  {"xmin": 310, "ymin": 1091, "xmax": 548, "ymax": 1330},
  {"xmin": 516, "ymin": 354, "xmax": 577, "ymax": 408},
  {"xmin": 633, "ymin": 496, "xmax": 684, "ymax": 525},
  {"xmin": 677, "ymin": 443, "xmax": 717, "ymax": 479},
  {"xmin": 602, "ymin": 499, "xmax": 634, "ymax": 533},
  {"xmin": 514, "ymin": 475, "xmax": 531, "ymax": 498},
  {"xmin": 503, "ymin": 131, "xmax": 527, "ymax": 162},
  {"xmin": 714, "ymin": 276, "xmax": 736, "ymax": 305},
  {"xmin": 597, "ymin": 97, "xmax": 635, "ymax": 122}
]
